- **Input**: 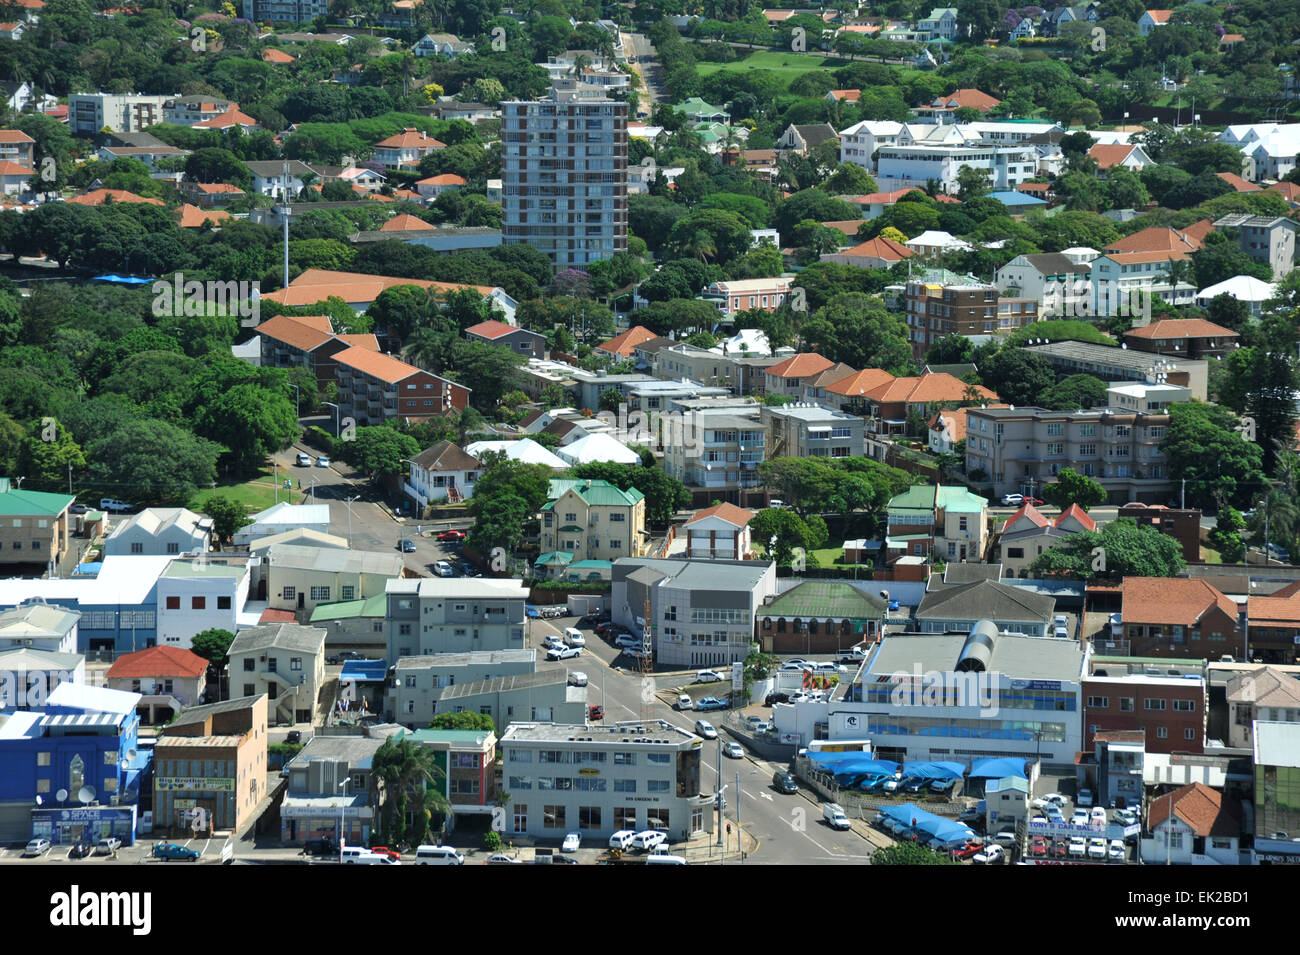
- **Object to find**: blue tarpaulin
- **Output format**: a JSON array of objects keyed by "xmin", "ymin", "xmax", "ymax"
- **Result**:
[
  {"xmin": 93, "ymin": 274, "xmax": 153, "ymax": 285},
  {"xmin": 970, "ymin": 757, "xmax": 1029, "ymax": 780},
  {"xmin": 879, "ymin": 803, "xmax": 975, "ymax": 846},
  {"xmin": 814, "ymin": 757, "xmax": 899, "ymax": 776},
  {"xmin": 900, "ymin": 761, "xmax": 965, "ymax": 780}
]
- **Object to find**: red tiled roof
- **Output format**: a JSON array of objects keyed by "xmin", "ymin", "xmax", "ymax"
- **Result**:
[
  {"xmin": 826, "ymin": 367, "xmax": 895, "ymax": 397},
  {"xmin": 0, "ymin": 130, "xmax": 34, "ymax": 144},
  {"xmin": 1121, "ymin": 576, "xmax": 1236, "ymax": 627},
  {"xmin": 820, "ymin": 219, "xmax": 867, "ymax": 235},
  {"xmin": 333, "ymin": 345, "xmax": 436, "ymax": 385},
  {"xmin": 828, "ymin": 89, "xmax": 861, "ymax": 102},
  {"xmin": 1104, "ymin": 249, "xmax": 1191, "ymax": 265},
  {"xmin": 335, "ymin": 333, "xmax": 379, "ymax": 350},
  {"xmin": 0, "ymin": 160, "xmax": 32, "ymax": 176},
  {"xmin": 766, "ymin": 352, "xmax": 835, "ymax": 379},
  {"xmin": 107, "ymin": 644, "xmax": 207, "ymax": 679},
  {"xmin": 1123, "ymin": 318, "xmax": 1238, "ymax": 341},
  {"xmin": 194, "ymin": 108, "xmax": 260, "ymax": 129},
  {"xmin": 254, "ymin": 315, "xmax": 337, "ymax": 351},
  {"xmin": 263, "ymin": 48, "xmax": 296, "ymax": 63},
  {"xmin": 1001, "ymin": 502, "xmax": 1050, "ymax": 532},
  {"xmin": 176, "ymin": 203, "xmax": 232, "ymax": 228},
  {"xmin": 381, "ymin": 213, "xmax": 433, "ymax": 232},
  {"xmin": 1106, "ymin": 226, "xmax": 1202, "ymax": 254},
  {"xmin": 1144, "ymin": 9, "xmax": 1173, "ymax": 23},
  {"xmin": 1053, "ymin": 503, "xmax": 1096, "ymax": 532},
  {"xmin": 1147, "ymin": 782, "xmax": 1240, "ymax": 838},
  {"xmin": 193, "ymin": 182, "xmax": 245, "ymax": 194},
  {"xmin": 374, "ymin": 127, "xmax": 446, "ymax": 149},
  {"xmin": 864, "ymin": 372, "xmax": 996, "ymax": 405},
  {"xmin": 1215, "ymin": 171, "xmax": 1259, "ymax": 192},
  {"xmin": 417, "ymin": 173, "xmax": 467, "ymax": 186},
  {"xmin": 935, "ymin": 89, "xmax": 1000, "ymax": 112},
  {"xmin": 259, "ymin": 608, "xmax": 297, "ymax": 624},
  {"xmin": 596, "ymin": 325, "xmax": 658, "ymax": 357},
  {"xmin": 67, "ymin": 188, "xmax": 164, "ymax": 206},
  {"xmin": 836, "ymin": 236, "xmax": 914, "ymax": 261},
  {"xmin": 687, "ymin": 503, "xmax": 754, "ymax": 527},
  {"xmin": 1088, "ymin": 144, "xmax": 1139, "ymax": 170},
  {"xmin": 465, "ymin": 319, "xmax": 517, "ymax": 340},
  {"xmin": 1266, "ymin": 181, "xmax": 1300, "ymax": 203}
]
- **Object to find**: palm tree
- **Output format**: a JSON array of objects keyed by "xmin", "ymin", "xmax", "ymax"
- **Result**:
[
  {"xmin": 372, "ymin": 736, "xmax": 449, "ymax": 849},
  {"xmin": 679, "ymin": 228, "xmax": 717, "ymax": 263},
  {"xmin": 1160, "ymin": 259, "xmax": 1194, "ymax": 304},
  {"xmin": 405, "ymin": 326, "xmax": 451, "ymax": 375}
]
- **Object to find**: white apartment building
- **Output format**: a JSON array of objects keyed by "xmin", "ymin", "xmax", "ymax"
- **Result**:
[
  {"xmin": 994, "ymin": 252, "xmax": 1093, "ymax": 319},
  {"xmin": 500, "ymin": 720, "xmax": 714, "ymax": 844},
  {"xmin": 240, "ymin": 0, "xmax": 330, "ymax": 22},
  {"xmin": 68, "ymin": 93, "xmax": 173, "ymax": 135},
  {"xmin": 661, "ymin": 409, "xmax": 766, "ymax": 507},
  {"xmin": 760, "ymin": 402, "xmax": 866, "ymax": 460},
  {"xmin": 155, "ymin": 559, "xmax": 252, "ymax": 649},
  {"xmin": 384, "ymin": 577, "xmax": 529, "ymax": 659},
  {"xmin": 1090, "ymin": 252, "xmax": 1197, "ymax": 316},
  {"xmin": 501, "ymin": 86, "xmax": 628, "ymax": 268},
  {"xmin": 838, "ymin": 120, "xmax": 903, "ymax": 171},
  {"xmin": 876, "ymin": 142, "xmax": 1037, "ymax": 195}
]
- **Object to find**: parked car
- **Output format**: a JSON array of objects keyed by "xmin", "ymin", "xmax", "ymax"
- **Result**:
[
  {"xmin": 436, "ymin": 530, "xmax": 466, "ymax": 542},
  {"xmin": 432, "ymin": 561, "xmax": 455, "ymax": 578},
  {"xmin": 694, "ymin": 668, "xmax": 724, "ymax": 683},
  {"xmin": 954, "ymin": 842, "xmax": 984, "ymax": 860},
  {"xmin": 1001, "ymin": 493, "xmax": 1024, "ymax": 506},
  {"xmin": 765, "ymin": 692, "xmax": 790, "ymax": 706},
  {"xmin": 614, "ymin": 634, "xmax": 641, "ymax": 650},
  {"xmin": 23, "ymin": 838, "xmax": 51, "ymax": 856},
  {"xmin": 525, "ymin": 605, "xmax": 541, "ymax": 619},
  {"xmin": 881, "ymin": 777, "xmax": 903, "ymax": 793},
  {"xmin": 1067, "ymin": 837, "xmax": 1087, "ymax": 858},
  {"xmin": 485, "ymin": 853, "xmax": 521, "ymax": 864},
  {"xmin": 694, "ymin": 697, "xmax": 728, "ymax": 711},
  {"xmin": 94, "ymin": 837, "xmax": 122, "ymax": 856},
  {"xmin": 993, "ymin": 829, "xmax": 1017, "ymax": 844},
  {"xmin": 459, "ymin": 560, "xmax": 481, "ymax": 577},
  {"xmin": 561, "ymin": 832, "xmax": 581, "ymax": 853},
  {"xmin": 1090, "ymin": 806, "xmax": 1108, "ymax": 825},
  {"xmin": 1032, "ymin": 793, "xmax": 1067, "ymax": 809},
  {"xmin": 1077, "ymin": 788, "xmax": 1094, "ymax": 808},
  {"xmin": 540, "ymin": 606, "xmax": 563, "ymax": 618},
  {"xmin": 568, "ymin": 671, "xmax": 588, "ymax": 687},
  {"xmin": 773, "ymin": 771, "xmax": 798, "ymax": 794},
  {"xmin": 631, "ymin": 830, "xmax": 667, "ymax": 851},
  {"xmin": 542, "ymin": 633, "xmax": 565, "ymax": 650},
  {"xmin": 587, "ymin": 704, "xmax": 603, "ymax": 721},
  {"xmin": 68, "ymin": 840, "xmax": 94, "ymax": 859},
  {"xmin": 316, "ymin": 456, "xmax": 330, "ymax": 468},
  {"xmin": 930, "ymin": 778, "xmax": 956, "ymax": 794},
  {"xmin": 153, "ymin": 842, "xmax": 199, "ymax": 862},
  {"xmin": 722, "ymin": 741, "xmax": 744, "ymax": 759},
  {"xmin": 958, "ymin": 807, "xmax": 981, "ymax": 823},
  {"xmin": 972, "ymin": 844, "xmax": 1005, "ymax": 864},
  {"xmin": 369, "ymin": 846, "xmax": 402, "ymax": 862},
  {"xmin": 562, "ymin": 627, "xmax": 585, "ymax": 647},
  {"xmin": 546, "ymin": 645, "xmax": 582, "ymax": 661},
  {"xmin": 1071, "ymin": 809, "xmax": 1090, "ymax": 826},
  {"xmin": 99, "ymin": 498, "xmax": 131, "ymax": 513},
  {"xmin": 675, "ymin": 694, "xmax": 692, "ymax": 711},
  {"xmin": 888, "ymin": 597, "xmax": 900, "ymax": 611},
  {"xmin": 1087, "ymin": 838, "xmax": 1108, "ymax": 860},
  {"xmin": 295, "ymin": 452, "xmax": 312, "ymax": 467},
  {"xmin": 903, "ymin": 777, "xmax": 926, "ymax": 793},
  {"xmin": 300, "ymin": 838, "xmax": 337, "ymax": 857},
  {"xmin": 400, "ymin": 538, "xmax": 417, "ymax": 552},
  {"xmin": 694, "ymin": 719, "xmax": 717, "ymax": 740},
  {"xmin": 1108, "ymin": 839, "xmax": 1127, "ymax": 861},
  {"xmin": 68, "ymin": 503, "xmax": 88, "ymax": 515},
  {"xmin": 745, "ymin": 717, "xmax": 771, "ymax": 734},
  {"xmin": 1030, "ymin": 836, "xmax": 1048, "ymax": 857},
  {"xmin": 285, "ymin": 730, "xmax": 301, "ymax": 744}
]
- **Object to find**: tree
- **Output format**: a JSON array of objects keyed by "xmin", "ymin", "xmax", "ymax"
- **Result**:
[
  {"xmin": 190, "ymin": 629, "xmax": 236, "ymax": 673},
  {"xmin": 339, "ymin": 426, "xmax": 421, "ymax": 481},
  {"xmin": 980, "ymin": 348, "xmax": 1055, "ymax": 406},
  {"xmin": 429, "ymin": 711, "xmax": 496, "ymax": 731},
  {"xmin": 925, "ymin": 335, "xmax": 974, "ymax": 366},
  {"xmin": 193, "ymin": 382, "xmax": 299, "ymax": 474},
  {"xmin": 1208, "ymin": 506, "xmax": 1246, "ymax": 564},
  {"xmin": 202, "ymin": 494, "xmax": 252, "ymax": 546},
  {"xmin": 955, "ymin": 164, "xmax": 992, "ymax": 201},
  {"xmin": 800, "ymin": 293, "xmax": 913, "ymax": 374},
  {"xmin": 1041, "ymin": 468, "xmax": 1106, "ymax": 511},
  {"xmin": 822, "ymin": 163, "xmax": 877, "ymax": 196},
  {"xmin": 18, "ymin": 422, "xmax": 85, "ymax": 493},
  {"xmin": 372, "ymin": 736, "xmax": 447, "ymax": 849},
  {"xmin": 872, "ymin": 842, "xmax": 957, "ymax": 865},
  {"xmin": 569, "ymin": 462, "xmax": 690, "ymax": 526},
  {"xmin": 598, "ymin": 387, "xmax": 624, "ymax": 413},
  {"xmin": 1204, "ymin": 293, "xmax": 1250, "ymax": 333},
  {"xmin": 87, "ymin": 419, "xmax": 221, "ymax": 507},
  {"xmin": 1038, "ymin": 374, "xmax": 1108, "ymax": 411},
  {"xmin": 1029, "ymin": 518, "xmax": 1186, "ymax": 580},
  {"xmin": 1161, "ymin": 402, "xmax": 1266, "ymax": 510},
  {"xmin": 750, "ymin": 507, "xmax": 827, "ymax": 565},
  {"xmin": 445, "ymin": 340, "xmax": 527, "ymax": 411}
]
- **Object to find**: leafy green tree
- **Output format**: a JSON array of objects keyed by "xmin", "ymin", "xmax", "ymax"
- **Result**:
[
  {"xmin": 750, "ymin": 508, "xmax": 827, "ymax": 565},
  {"xmin": 822, "ymin": 163, "xmax": 878, "ymax": 196},
  {"xmin": 445, "ymin": 340, "xmax": 527, "ymax": 411},
  {"xmin": 190, "ymin": 629, "xmax": 236, "ymax": 673},
  {"xmin": 1039, "ymin": 374, "xmax": 1108, "ymax": 411},
  {"xmin": 193, "ymin": 383, "xmax": 299, "ymax": 474},
  {"xmin": 980, "ymin": 348, "xmax": 1055, "ymax": 406},
  {"xmin": 18, "ymin": 421, "xmax": 85, "ymax": 493},
  {"xmin": 340, "ymin": 426, "xmax": 421, "ymax": 481},
  {"xmin": 872, "ymin": 842, "xmax": 957, "ymax": 865},
  {"xmin": 1208, "ymin": 506, "xmax": 1246, "ymax": 564},
  {"xmin": 87, "ymin": 419, "xmax": 222, "ymax": 507},
  {"xmin": 372, "ymin": 736, "xmax": 448, "ymax": 849},
  {"xmin": 429, "ymin": 711, "xmax": 496, "ymax": 731},
  {"xmin": 202, "ymin": 494, "xmax": 252, "ymax": 546},
  {"xmin": 1041, "ymin": 468, "xmax": 1106, "ymax": 511},
  {"xmin": 800, "ymin": 293, "xmax": 913, "ymax": 374},
  {"xmin": 1161, "ymin": 402, "xmax": 1266, "ymax": 510},
  {"xmin": 1029, "ymin": 518, "xmax": 1187, "ymax": 580},
  {"xmin": 598, "ymin": 387, "xmax": 624, "ymax": 413},
  {"xmin": 569, "ymin": 462, "xmax": 690, "ymax": 526}
]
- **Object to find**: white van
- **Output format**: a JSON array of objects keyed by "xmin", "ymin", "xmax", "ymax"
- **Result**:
[
  {"xmin": 645, "ymin": 853, "xmax": 688, "ymax": 865},
  {"xmin": 563, "ymin": 627, "xmax": 585, "ymax": 648},
  {"xmin": 676, "ymin": 694, "xmax": 692, "ymax": 711},
  {"xmin": 415, "ymin": 845, "xmax": 464, "ymax": 865},
  {"xmin": 608, "ymin": 830, "xmax": 637, "ymax": 851},
  {"xmin": 823, "ymin": 803, "xmax": 852, "ymax": 830},
  {"xmin": 340, "ymin": 847, "xmax": 392, "ymax": 864}
]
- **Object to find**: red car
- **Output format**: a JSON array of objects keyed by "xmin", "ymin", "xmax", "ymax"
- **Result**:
[
  {"xmin": 1030, "ymin": 836, "xmax": 1048, "ymax": 857},
  {"xmin": 588, "ymin": 705, "xmax": 604, "ymax": 721},
  {"xmin": 952, "ymin": 842, "xmax": 983, "ymax": 860},
  {"xmin": 368, "ymin": 846, "xmax": 401, "ymax": 861},
  {"xmin": 436, "ymin": 530, "xmax": 466, "ymax": 542}
]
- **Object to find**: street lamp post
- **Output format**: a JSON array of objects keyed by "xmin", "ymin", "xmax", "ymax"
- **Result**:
[
  {"xmin": 338, "ymin": 778, "xmax": 348, "ymax": 854},
  {"xmin": 289, "ymin": 383, "xmax": 300, "ymax": 419},
  {"xmin": 322, "ymin": 401, "xmax": 341, "ymax": 437},
  {"xmin": 345, "ymin": 495, "xmax": 359, "ymax": 549}
]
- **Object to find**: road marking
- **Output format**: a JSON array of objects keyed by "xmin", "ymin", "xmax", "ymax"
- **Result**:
[{"xmin": 760, "ymin": 793, "xmax": 772, "ymax": 801}]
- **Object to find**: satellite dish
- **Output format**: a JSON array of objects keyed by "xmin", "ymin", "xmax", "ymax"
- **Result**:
[
  {"xmin": 34, "ymin": 795, "xmax": 42, "ymax": 806},
  {"xmin": 125, "ymin": 748, "xmax": 138, "ymax": 763},
  {"xmin": 77, "ymin": 786, "xmax": 95, "ymax": 805},
  {"xmin": 56, "ymin": 789, "xmax": 68, "ymax": 804}
]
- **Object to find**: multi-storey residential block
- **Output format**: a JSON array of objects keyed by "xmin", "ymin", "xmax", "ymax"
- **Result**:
[
  {"xmin": 240, "ymin": 0, "xmax": 330, "ymax": 22},
  {"xmin": 1211, "ymin": 214, "xmax": 1298, "ymax": 279},
  {"xmin": 1090, "ymin": 251, "xmax": 1197, "ymax": 315},
  {"xmin": 1120, "ymin": 577, "xmax": 1241, "ymax": 660},
  {"xmin": 372, "ymin": 127, "xmax": 446, "ymax": 170},
  {"xmin": 401, "ymin": 727, "xmax": 497, "ymax": 820},
  {"xmin": 435, "ymin": 670, "xmax": 586, "ymax": 734},
  {"xmin": 876, "ymin": 141, "xmax": 1037, "ymax": 195},
  {"xmin": 1083, "ymin": 671, "xmax": 1205, "ymax": 755},
  {"xmin": 964, "ymin": 381, "xmax": 1193, "ymax": 502},
  {"xmin": 255, "ymin": 315, "xmax": 379, "ymax": 387},
  {"xmin": 838, "ymin": 120, "xmax": 903, "ymax": 171},
  {"xmin": 682, "ymin": 504, "xmax": 753, "ymax": 559},
  {"xmin": 611, "ymin": 557, "xmax": 777, "ymax": 668},
  {"xmin": 1226, "ymin": 667, "xmax": 1300, "ymax": 748},
  {"xmin": 388, "ymin": 650, "xmax": 536, "ymax": 724},
  {"xmin": 333, "ymin": 346, "xmax": 469, "ymax": 426},
  {"xmin": 68, "ymin": 93, "xmax": 172, "ymax": 134},
  {"xmin": 761, "ymin": 402, "xmax": 865, "ymax": 461},
  {"xmin": 538, "ymin": 479, "xmax": 648, "ymax": 578},
  {"xmin": 904, "ymin": 279, "xmax": 1038, "ymax": 360},
  {"xmin": 763, "ymin": 353, "xmax": 835, "ymax": 400},
  {"xmin": 994, "ymin": 253, "xmax": 1092, "ymax": 318},
  {"xmin": 227, "ymin": 624, "xmax": 326, "ymax": 724},
  {"xmin": 1245, "ymin": 582, "xmax": 1300, "ymax": 665},
  {"xmin": 501, "ymin": 86, "xmax": 628, "ymax": 268},
  {"xmin": 661, "ymin": 409, "xmax": 767, "ymax": 507},
  {"xmin": 1021, "ymin": 341, "xmax": 1207, "ymax": 401},
  {"xmin": 500, "ymin": 720, "xmax": 714, "ymax": 844},
  {"xmin": 885, "ymin": 484, "xmax": 989, "ymax": 563},
  {"xmin": 161, "ymin": 96, "xmax": 236, "ymax": 127},
  {"xmin": 704, "ymin": 277, "xmax": 794, "ymax": 315},
  {"xmin": 859, "ymin": 372, "xmax": 996, "ymax": 439},
  {"xmin": 1116, "ymin": 502, "xmax": 1201, "ymax": 563},
  {"xmin": 384, "ymin": 578, "xmax": 529, "ymax": 659}
]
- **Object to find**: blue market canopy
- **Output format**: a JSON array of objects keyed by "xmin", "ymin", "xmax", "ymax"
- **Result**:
[
  {"xmin": 970, "ymin": 757, "xmax": 1029, "ymax": 779},
  {"xmin": 900, "ymin": 760, "xmax": 965, "ymax": 780},
  {"xmin": 879, "ymin": 803, "xmax": 975, "ymax": 845},
  {"xmin": 93, "ymin": 274, "xmax": 153, "ymax": 285}
]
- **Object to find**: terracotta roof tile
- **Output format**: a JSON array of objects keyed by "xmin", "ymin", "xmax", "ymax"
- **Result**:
[
  {"xmin": 254, "ymin": 315, "xmax": 336, "ymax": 351},
  {"xmin": 1053, "ymin": 503, "xmax": 1096, "ymax": 532},
  {"xmin": 1106, "ymin": 226, "xmax": 1204, "ymax": 255},
  {"xmin": 934, "ymin": 88, "xmax": 1000, "ymax": 112},
  {"xmin": 1088, "ymin": 144, "xmax": 1138, "ymax": 170},
  {"xmin": 1123, "ymin": 319, "xmax": 1238, "ymax": 341},
  {"xmin": 176, "ymin": 203, "xmax": 232, "ymax": 228},
  {"xmin": 67, "ymin": 188, "xmax": 164, "ymax": 206},
  {"xmin": 333, "ymin": 345, "xmax": 435, "ymax": 384},
  {"xmin": 836, "ymin": 236, "xmax": 914, "ymax": 260},
  {"xmin": 1121, "ymin": 576, "xmax": 1236, "ymax": 626},
  {"xmin": 375, "ymin": 127, "xmax": 446, "ymax": 149},
  {"xmin": 381, "ymin": 213, "xmax": 433, "ymax": 232},
  {"xmin": 865, "ymin": 372, "xmax": 996, "ymax": 405},
  {"xmin": 1147, "ymin": 782, "xmax": 1240, "ymax": 838},
  {"xmin": 826, "ymin": 368, "xmax": 896, "ymax": 397},
  {"xmin": 766, "ymin": 352, "xmax": 834, "ymax": 379},
  {"xmin": 465, "ymin": 319, "xmax": 516, "ymax": 340},
  {"xmin": 106, "ymin": 644, "xmax": 207, "ymax": 679},
  {"xmin": 596, "ymin": 325, "xmax": 658, "ymax": 357},
  {"xmin": 1215, "ymin": 171, "xmax": 1260, "ymax": 192},
  {"xmin": 687, "ymin": 502, "xmax": 754, "ymax": 527}
]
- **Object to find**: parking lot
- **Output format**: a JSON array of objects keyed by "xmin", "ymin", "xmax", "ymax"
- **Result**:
[{"xmin": 2, "ymin": 834, "xmax": 219, "ymax": 865}]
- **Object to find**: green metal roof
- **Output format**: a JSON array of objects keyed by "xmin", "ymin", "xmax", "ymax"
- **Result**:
[
  {"xmin": 536, "ymin": 551, "xmax": 574, "ymax": 566},
  {"xmin": 309, "ymin": 593, "xmax": 387, "ymax": 622},
  {"xmin": 888, "ymin": 485, "xmax": 938, "ymax": 510},
  {"xmin": 568, "ymin": 560, "xmax": 612, "ymax": 570},
  {"xmin": 0, "ymin": 487, "xmax": 75, "ymax": 516},
  {"xmin": 937, "ymin": 486, "xmax": 988, "ymax": 513},
  {"xmin": 547, "ymin": 478, "xmax": 643, "ymax": 507},
  {"xmin": 163, "ymin": 561, "xmax": 246, "ymax": 579},
  {"xmin": 760, "ymin": 580, "xmax": 885, "ymax": 619}
]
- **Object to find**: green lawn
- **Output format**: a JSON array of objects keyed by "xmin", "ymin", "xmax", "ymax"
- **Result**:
[
  {"xmin": 186, "ymin": 465, "xmax": 294, "ymax": 514},
  {"xmin": 696, "ymin": 50, "xmax": 845, "ymax": 83}
]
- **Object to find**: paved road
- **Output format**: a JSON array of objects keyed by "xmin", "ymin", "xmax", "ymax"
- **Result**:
[
  {"xmin": 626, "ymin": 32, "xmax": 662, "ymax": 115},
  {"xmin": 540, "ymin": 617, "xmax": 876, "ymax": 864}
]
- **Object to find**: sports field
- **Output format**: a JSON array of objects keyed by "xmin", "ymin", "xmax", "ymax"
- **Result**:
[{"xmin": 695, "ymin": 49, "xmax": 848, "ymax": 82}]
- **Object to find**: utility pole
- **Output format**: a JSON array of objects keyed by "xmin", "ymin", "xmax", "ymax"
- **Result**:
[
  {"xmin": 1180, "ymin": 478, "xmax": 1185, "ymax": 510},
  {"xmin": 281, "ymin": 160, "xmax": 290, "ymax": 289},
  {"xmin": 735, "ymin": 769, "xmax": 742, "ymax": 863},
  {"xmin": 716, "ymin": 736, "xmax": 723, "ymax": 847},
  {"xmin": 67, "ymin": 462, "xmax": 72, "ymax": 496}
]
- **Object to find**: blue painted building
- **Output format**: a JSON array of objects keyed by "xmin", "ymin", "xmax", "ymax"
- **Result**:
[{"xmin": 0, "ymin": 683, "xmax": 150, "ymax": 843}]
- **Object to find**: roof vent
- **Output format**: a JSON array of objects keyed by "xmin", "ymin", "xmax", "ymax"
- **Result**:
[{"xmin": 956, "ymin": 619, "xmax": 998, "ymax": 672}]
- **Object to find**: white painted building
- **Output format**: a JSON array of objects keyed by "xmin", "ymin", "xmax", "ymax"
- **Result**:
[
  {"xmin": 154, "ymin": 559, "xmax": 252, "ymax": 649},
  {"xmin": 233, "ymin": 503, "xmax": 333, "ymax": 547},
  {"xmin": 838, "ymin": 120, "xmax": 903, "ymax": 171}
]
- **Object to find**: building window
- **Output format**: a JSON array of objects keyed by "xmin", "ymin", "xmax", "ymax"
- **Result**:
[
  {"xmin": 290, "ymin": 657, "xmax": 302, "ymax": 671},
  {"xmin": 166, "ymin": 596, "xmax": 181, "ymax": 610},
  {"xmin": 513, "ymin": 804, "xmax": 527, "ymax": 833},
  {"xmin": 243, "ymin": 658, "xmax": 254, "ymax": 671},
  {"xmin": 310, "ymin": 586, "xmax": 331, "ymax": 602},
  {"xmin": 342, "ymin": 586, "xmax": 355, "ymax": 600},
  {"xmin": 130, "ymin": 542, "xmax": 144, "ymax": 554},
  {"xmin": 578, "ymin": 806, "xmax": 602, "ymax": 830},
  {"xmin": 1144, "ymin": 699, "xmax": 1167, "ymax": 711},
  {"xmin": 542, "ymin": 805, "xmax": 566, "ymax": 829},
  {"xmin": 244, "ymin": 683, "xmax": 254, "ymax": 696},
  {"xmin": 1119, "ymin": 698, "xmax": 1134, "ymax": 712},
  {"xmin": 1087, "ymin": 696, "xmax": 1108, "ymax": 708},
  {"xmin": 37, "ymin": 752, "xmax": 50, "ymax": 767},
  {"xmin": 166, "ymin": 543, "xmax": 180, "ymax": 554},
  {"xmin": 1173, "ymin": 699, "xmax": 1194, "ymax": 712},
  {"xmin": 283, "ymin": 587, "xmax": 296, "ymax": 600},
  {"xmin": 1184, "ymin": 728, "xmax": 1195, "ymax": 741}
]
